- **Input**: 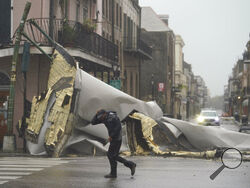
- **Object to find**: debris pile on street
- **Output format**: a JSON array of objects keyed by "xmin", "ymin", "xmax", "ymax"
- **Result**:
[{"xmin": 25, "ymin": 44, "xmax": 250, "ymax": 158}]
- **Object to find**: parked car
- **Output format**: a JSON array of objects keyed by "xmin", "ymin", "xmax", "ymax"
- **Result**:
[{"xmin": 197, "ymin": 110, "xmax": 220, "ymax": 126}]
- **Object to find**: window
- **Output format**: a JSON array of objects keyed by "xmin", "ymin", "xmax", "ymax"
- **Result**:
[
  {"xmin": 102, "ymin": 0, "xmax": 104, "ymax": 16},
  {"xmin": 103, "ymin": 72, "xmax": 108, "ymax": 83},
  {"xmin": 0, "ymin": 72, "xmax": 10, "ymax": 86},
  {"xmin": 76, "ymin": 1, "xmax": 80, "ymax": 22},
  {"xmin": 127, "ymin": 17, "xmax": 132, "ymax": 47},
  {"xmin": 106, "ymin": 0, "xmax": 108, "ymax": 19},
  {"xmin": 109, "ymin": 0, "xmax": 112, "ymax": 22},
  {"xmin": 123, "ymin": 13, "xmax": 127, "ymax": 45},
  {"xmin": 133, "ymin": 22, "xmax": 135, "ymax": 48},
  {"xmin": 116, "ymin": 3, "xmax": 118, "ymax": 26},
  {"xmin": 119, "ymin": 6, "xmax": 122, "ymax": 28},
  {"xmin": 60, "ymin": 0, "xmax": 69, "ymax": 19},
  {"xmin": 83, "ymin": 0, "xmax": 89, "ymax": 20}
]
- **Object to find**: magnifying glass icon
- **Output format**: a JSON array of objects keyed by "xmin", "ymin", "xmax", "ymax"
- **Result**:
[{"xmin": 210, "ymin": 148, "xmax": 243, "ymax": 180}]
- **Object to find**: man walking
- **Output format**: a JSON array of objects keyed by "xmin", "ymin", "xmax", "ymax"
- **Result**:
[{"xmin": 91, "ymin": 109, "xmax": 136, "ymax": 178}]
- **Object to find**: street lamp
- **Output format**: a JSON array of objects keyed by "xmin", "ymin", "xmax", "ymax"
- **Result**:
[
  {"xmin": 112, "ymin": 64, "xmax": 120, "ymax": 80},
  {"xmin": 110, "ymin": 64, "xmax": 121, "ymax": 90}
]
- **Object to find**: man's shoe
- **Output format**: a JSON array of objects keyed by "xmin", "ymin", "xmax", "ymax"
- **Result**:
[
  {"xmin": 104, "ymin": 173, "xmax": 117, "ymax": 178},
  {"xmin": 130, "ymin": 163, "xmax": 136, "ymax": 176}
]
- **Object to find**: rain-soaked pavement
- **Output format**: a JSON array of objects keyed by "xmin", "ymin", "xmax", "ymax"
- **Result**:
[
  {"xmin": 1, "ymin": 156, "xmax": 250, "ymax": 188},
  {"xmin": 1, "ymin": 120, "xmax": 249, "ymax": 188},
  {"xmin": 220, "ymin": 119, "xmax": 241, "ymax": 132}
]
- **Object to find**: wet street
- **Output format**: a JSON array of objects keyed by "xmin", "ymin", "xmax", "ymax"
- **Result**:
[
  {"xmin": 1, "ymin": 119, "xmax": 249, "ymax": 188},
  {"xmin": 0, "ymin": 156, "xmax": 249, "ymax": 188},
  {"xmin": 191, "ymin": 117, "xmax": 241, "ymax": 132},
  {"xmin": 219, "ymin": 118, "xmax": 241, "ymax": 132}
]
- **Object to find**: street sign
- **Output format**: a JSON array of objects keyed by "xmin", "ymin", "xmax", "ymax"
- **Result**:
[
  {"xmin": 110, "ymin": 80, "xmax": 121, "ymax": 90},
  {"xmin": 158, "ymin": 83, "xmax": 165, "ymax": 92}
]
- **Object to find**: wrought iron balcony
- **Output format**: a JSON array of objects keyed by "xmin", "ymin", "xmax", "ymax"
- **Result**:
[
  {"xmin": 123, "ymin": 37, "xmax": 152, "ymax": 60},
  {"xmin": 24, "ymin": 18, "xmax": 118, "ymax": 63}
]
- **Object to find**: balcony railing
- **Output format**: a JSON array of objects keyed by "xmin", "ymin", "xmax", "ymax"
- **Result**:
[
  {"xmin": 139, "ymin": 39, "xmax": 152, "ymax": 58},
  {"xmin": 123, "ymin": 37, "xmax": 152, "ymax": 60},
  {"xmin": 24, "ymin": 18, "xmax": 118, "ymax": 63}
]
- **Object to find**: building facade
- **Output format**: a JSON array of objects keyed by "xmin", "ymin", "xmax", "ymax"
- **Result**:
[
  {"xmin": 174, "ymin": 35, "xmax": 186, "ymax": 119},
  {"xmin": 0, "ymin": 0, "xmax": 153, "ymax": 149},
  {"xmin": 0, "ymin": 0, "xmax": 119, "ymax": 149},
  {"xmin": 225, "ymin": 38, "xmax": 249, "ymax": 121},
  {"xmin": 100, "ymin": 0, "xmax": 152, "ymax": 97},
  {"xmin": 140, "ymin": 7, "xmax": 175, "ymax": 114}
]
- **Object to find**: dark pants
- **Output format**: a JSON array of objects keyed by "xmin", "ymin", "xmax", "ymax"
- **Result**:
[{"xmin": 107, "ymin": 140, "xmax": 134, "ymax": 175}]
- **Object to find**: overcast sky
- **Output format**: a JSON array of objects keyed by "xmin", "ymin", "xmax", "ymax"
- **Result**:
[{"xmin": 139, "ymin": 0, "xmax": 250, "ymax": 97}]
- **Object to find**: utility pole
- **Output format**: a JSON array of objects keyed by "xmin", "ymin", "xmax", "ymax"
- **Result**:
[
  {"xmin": 21, "ymin": 42, "xmax": 30, "ymax": 153},
  {"xmin": 3, "ymin": 2, "xmax": 31, "ymax": 152}
]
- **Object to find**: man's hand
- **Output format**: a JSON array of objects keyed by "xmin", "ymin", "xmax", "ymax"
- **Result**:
[{"xmin": 108, "ymin": 137, "xmax": 112, "ymax": 142}]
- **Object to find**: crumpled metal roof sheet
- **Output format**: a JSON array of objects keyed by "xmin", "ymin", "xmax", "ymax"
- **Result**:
[
  {"xmin": 26, "ymin": 48, "xmax": 76, "ymax": 156},
  {"xmin": 25, "ymin": 44, "xmax": 250, "ymax": 158}
]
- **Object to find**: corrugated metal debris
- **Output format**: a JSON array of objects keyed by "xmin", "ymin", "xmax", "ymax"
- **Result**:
[
  {"xmin": 26, "ymin": 48, "xmax": 77, "ymax": 156},
  {"xmin": 24, "ymin": 44, "xmax": 250, "ymax": 159}
]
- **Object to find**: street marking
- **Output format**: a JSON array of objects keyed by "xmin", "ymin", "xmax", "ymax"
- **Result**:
[
  {"xmin": 0, "ymin": 181, "xmax": 8, "ymax": 185},
  {"xmin": 0, "ymin": 161, "xmax": 68, "ymax": 165},
  {"xmin": 0, "ymin": 161, "xmax": 67, "ymax": 166},
  {"xmin": 0, "ymin": 157, "xmax": 69, "ymax": 185},
  {"xmin": 0, "ymin": 176, "xmax": 21, "ymax": 180},
  {"xmin": 0, "ymin": 157, "xmax": 66, "ymax": 161},
  {"xmin": 0, "ymin": 172, "xmax": 31, "ymax": 175},
  {"xmin": 0, "ymin": 168, "xmax": 43, "ymax": 171},
  {"xmin": 0, "ymin": 164, "xmax": 51, "ymax": 168}
]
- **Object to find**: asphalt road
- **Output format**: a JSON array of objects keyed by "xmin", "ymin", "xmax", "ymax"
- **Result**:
[
  {"xmin": 0, "ymin": 156, "xmax": 250, "ymax": 188},
  {"xmin": 1, "ymin": 119, "xmax": 248, "ymax": 188},
  {"xmin": 219, "ymin": 119, "xmax": 241, "ymax": 132},
  {"xmin": 191, "ymin": 117, "xmax": 240, "ymax": 132}
]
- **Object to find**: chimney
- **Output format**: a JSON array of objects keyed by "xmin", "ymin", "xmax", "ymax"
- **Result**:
[{"xmin": 158, "ymin": 14, "xmax": 169, "ymax": 26}]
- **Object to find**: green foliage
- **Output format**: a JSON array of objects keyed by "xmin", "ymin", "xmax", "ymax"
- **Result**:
[
  {"xmin": 178, "ymin": 84, "xmax": 187, "ymax": 91},
  {"xmin": 62, "ymin": 22, "xmax": 76, "ymax": 44},
  {"xmin": 61, "ymin": 19, "xmax": 96, "ymax": 45},
  {"xmin": 82, "ymin": 19, "xmax": 96, "ymax": 33}
]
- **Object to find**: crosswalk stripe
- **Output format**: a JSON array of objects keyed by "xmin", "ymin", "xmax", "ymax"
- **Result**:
[
  {"xmin": 0, "ymin": 172, "xmax": 31, "ymax": 175},
  {"xmin": 0, "ymin": 176, "xmax": 21, "ymax": 180},
  {"xmin": 0, "ymin": 164, "xmax": 51, "ymax": 168},
  {"xmin": 0, "ymin": 158, "xmax": 66, "ymax": 161},
  {"xmin": 0, "ymin": 168, "xmax": 43, "ymax": 171},
  {"xmin": 0, "ymin": 157, "xmax": 69, "ymax": 185},
  {"xmin": 0, "ymin": 181, "xmax": 8, "ymax": 185},
  {"xmin": 0, "ymin": 161, "xmax": 68, "ymax": 165}
]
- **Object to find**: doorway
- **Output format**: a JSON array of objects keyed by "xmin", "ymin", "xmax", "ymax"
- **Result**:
[{"xmin": 0, "ymin": 72, "xmax": 10, "ymax": 148}]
